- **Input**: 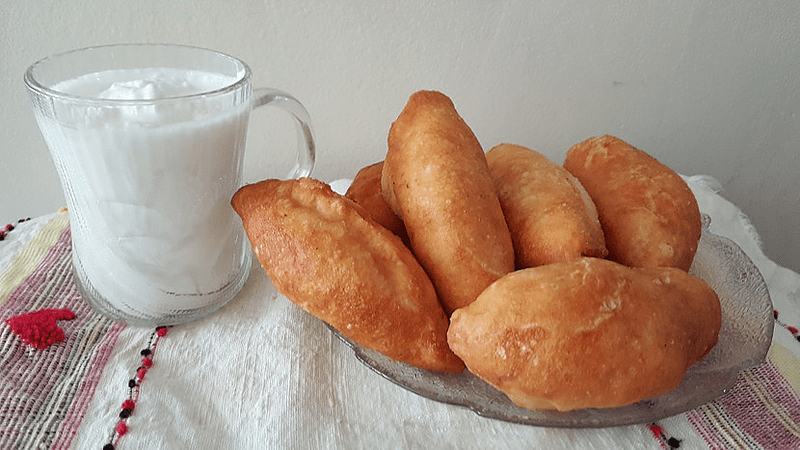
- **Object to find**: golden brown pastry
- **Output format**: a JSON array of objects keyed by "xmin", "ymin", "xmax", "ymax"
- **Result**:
[
  {"xmin": 345, "ymin": 161, "xmax": 409, "ymax": 246},
  {"xmin": 447, "ymin": 257, "xmax": 721, "ymax": 412},
  {"xmin": 382, "ymin": 90, "xmax": 515, "ymax": 314},
  {"xmin": 231, "ymin": 177, "xmax": 465, "ymax": 373},
  {"xmin": 486, "ymin": 143, "xmax": 607, "ymax": 268},
  {"xmin": 563, "ymin": 135, "xmax": 701, "ymax": 271}
]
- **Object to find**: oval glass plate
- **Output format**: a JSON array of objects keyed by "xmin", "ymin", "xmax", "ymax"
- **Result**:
[{"xmin": 327, "ymin": 215, "xmax": 775, "ymax": 428}]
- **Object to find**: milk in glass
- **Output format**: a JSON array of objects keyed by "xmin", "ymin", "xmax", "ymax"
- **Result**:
[{"xmin": 39, "ymin": 68, "xmax": 251, "ymax": 319}]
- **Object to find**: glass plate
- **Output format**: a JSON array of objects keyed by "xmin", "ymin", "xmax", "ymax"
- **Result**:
[{"xmin": 326, "ymin": 215, "xmax": 775, "ymax": 428}]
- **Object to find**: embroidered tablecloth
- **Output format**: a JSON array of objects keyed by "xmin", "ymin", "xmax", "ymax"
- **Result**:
[{"xmin": 1, "ymin": 175, "xmax": 799, "ymax": 449}]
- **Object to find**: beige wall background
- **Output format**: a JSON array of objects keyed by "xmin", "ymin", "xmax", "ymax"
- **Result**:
[{"xmin": 2, "ymin": 1, "xmax": 798, "ymax": 273}]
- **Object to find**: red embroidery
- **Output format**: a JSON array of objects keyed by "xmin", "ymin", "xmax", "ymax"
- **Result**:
[
  {"xmin": 5, "ymin": 308, "xmax": 76, "ymax": 349},
  {"xmin": 649, "ymin": 422, "xmax": 682, "ymax": 448},
  {"xmin": 104, "ymin": 326, "xmax": 169, "ymax": 450},
  {"xmin": 774, "ymin": 310, "xmax": 800, "ymax": 342},
  {"xmin": 0, "ymin": 218, "xmax": 31, "ymax": 241},
  {"xmin": 0, "ymin": 224, "xmax": 13, "ymax": 241}
]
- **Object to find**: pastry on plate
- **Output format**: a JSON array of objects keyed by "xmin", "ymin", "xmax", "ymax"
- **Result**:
[
  {"xmin": 232, "ymin": 177, "xmax": 465, "ymax": 373},
  {"xmin": 486, "ymin": 143, "xmax": 607, "ymax": 268},
  {"xmin": 563, "ymin": 135, "xmax": 701, "ymax": 271},
  {"xmin": 382, "ymin": 90, "xmax": 515, "ymax": 314},
  {"xmin": 345, "ymin": 161, "xmax": 409, "ymax": 246},
  {"xmin": 447, "ymin": 257, "xmax": 721, "ymax": 411}
]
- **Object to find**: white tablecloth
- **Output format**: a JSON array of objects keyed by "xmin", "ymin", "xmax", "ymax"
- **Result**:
[{"xmin": 2, "ymin": 175, "xmax": 799, "ymax": 449}]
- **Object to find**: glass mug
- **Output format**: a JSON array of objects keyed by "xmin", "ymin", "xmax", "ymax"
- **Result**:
[{"xmin": 25, "ymin": 44, "xmax": 315, "ymax": 327}]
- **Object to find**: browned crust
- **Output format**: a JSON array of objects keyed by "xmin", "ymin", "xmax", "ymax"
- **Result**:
[
  {"xmin": 345, "ymin": 161, "xmax": 410, "ymax": 246},
  {"xmin": 486, "ymin": 143, "xmax": 607, "ymax": 268},
  {"xmin": 447, "ymin": 257, "xmax": 721, "ymax": 411},
  {"xmin": 381, "ymin": 90, "xmax": 515, "ymax": 314},
  {"xmin": 232, "ymin": 177, "xmax": 464, "ymax": 372},
  {"xmin": 563, "ymin": 135, "xmax": 701, "ymax": 271}
]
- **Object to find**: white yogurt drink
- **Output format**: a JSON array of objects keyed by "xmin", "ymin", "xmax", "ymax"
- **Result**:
[
  {"xmin": 26, "ymin": 45, "xmax": 315, "ymax": 326},
  {"xmin": 40, "ymin": 67, "xmax": 251, "ymax": 324}
]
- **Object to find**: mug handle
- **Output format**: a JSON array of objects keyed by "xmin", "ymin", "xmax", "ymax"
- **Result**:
[{"xmin": 252, "ymin": 88, "xmax": 316, "ymax": 178}]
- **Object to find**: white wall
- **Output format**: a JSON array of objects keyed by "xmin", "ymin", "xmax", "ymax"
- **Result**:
[{"xmin": 2, "ymin": 0, "xmax": 798, "ymax": 273}]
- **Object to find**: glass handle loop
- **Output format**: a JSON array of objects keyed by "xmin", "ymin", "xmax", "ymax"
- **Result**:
[{"xmin": 252, "ymin": 88, "xmax": 315, "ymax": 179}]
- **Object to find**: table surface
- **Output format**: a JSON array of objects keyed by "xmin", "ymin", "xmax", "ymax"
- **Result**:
[{"xmin": 1, "ymin": 175, "xmax": 799, "ymax": 450}]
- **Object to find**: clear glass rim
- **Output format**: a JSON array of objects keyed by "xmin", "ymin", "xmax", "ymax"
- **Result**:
[{"xmin": 23, "ymin": 43, "xmax": 252, "ymax": 105}]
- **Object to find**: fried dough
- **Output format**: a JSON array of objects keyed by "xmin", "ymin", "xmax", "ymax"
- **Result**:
[
  {"xmin": 345, "ymin": 161, "xmax": 409, "ymax": 246},
  {"xmin": 231, "ymin": 177, "xmax": 464, "ymax": 373},
  {"xmin": 563, "ymin": 135, "xmax": 701, "ymax": 271},
  {"xmin": 382, "ymin": 90, "xmax": 515, "ymax": 314},
  {"xmin": 447, "ymin": 257, "xmax": 721, "ymax": 411},
  {"xmin": 486, "ymin": 143, "xmax": 607, "ymax": 268}
]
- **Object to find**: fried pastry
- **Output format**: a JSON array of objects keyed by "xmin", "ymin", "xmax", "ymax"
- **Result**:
[
  {"xmin": 382, "ymin": 90, "xmax": 515, "ymax": 314},
  {"xmin": 447, "ymin": 257, "xmax": 721, "ymax": 412},
  {"xmin": 231, "ymin": 177, "xmax": 464, "ymax": 373},
  {"xmin": 563, "ymin": 135, "xmax": 701, "ymax": 271},
  {"xmin": 486, "ymin": 143, "xmax": 607, "ymax": 268},
  {"xmin": 345, "ymin": 161, "xmax": 409, "ymax": 246}
]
